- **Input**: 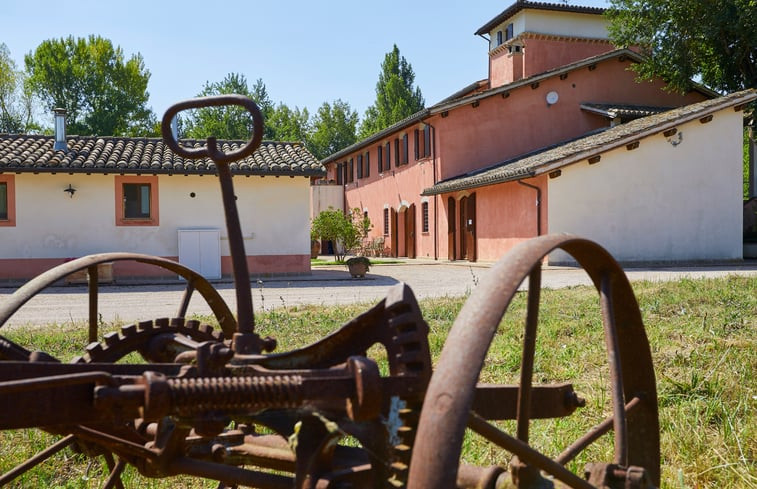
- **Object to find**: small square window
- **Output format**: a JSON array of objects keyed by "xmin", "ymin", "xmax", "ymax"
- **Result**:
[
  {"xmin": 115, "ymin": 175, "xmax": 159, "ymax": 226},
  {"xmin": 0, "ymin": 175, "xmax": 17, "ymax": 226},
  {"xmin": 123, "ymin": 183, "xmax": 152, "ymax": 219}
]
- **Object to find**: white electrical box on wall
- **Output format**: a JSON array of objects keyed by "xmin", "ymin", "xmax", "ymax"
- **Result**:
[{"xmin": 178, "ymin": 229, "xmax": 221, "ymax": 279}]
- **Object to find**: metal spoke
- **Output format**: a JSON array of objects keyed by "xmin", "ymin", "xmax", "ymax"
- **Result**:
[
  {"xmin": 516, "ymin": 265, "xmax": 541, "ymax": 442},
  {"xmin": 468, "ymin": 413, "xmax": 595, "ymax": 489},
  {"xmin": 0, "ymin": 434, "xmax": 76, "ymax": 485},
  {"xmin": 600, "ymin": 273, "xmax": 628, "ymax": 466},
  {"xmin": 556, "ymin": 396, "xmax": 642, "ymax": 465}
]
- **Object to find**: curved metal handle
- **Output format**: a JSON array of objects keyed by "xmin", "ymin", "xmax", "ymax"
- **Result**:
[{"xmin": 161, "ymin": 94, "xmax": 264, "ymax": 163}]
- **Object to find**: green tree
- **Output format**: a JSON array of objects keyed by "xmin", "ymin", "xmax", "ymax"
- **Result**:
[
  {"xmin": 311, "ymin": 207, "xmax": 371, "ymax": 262},
  {"xmin": 606, "ymin": 0, "xmax": 756, "ymax": 94},
  {"xmin": 267, "ymin": 103, "xmax": 310, "ymax": 142},
  {"xmin": 308, "ymin": 99, "xmax": 358, "ymax": 160},
  {"xmin": 607, "ymin": 0, "xmax": 757, "ymax": 198},
  {"xmin": 0, "ymin": 43, "xmax": 36, "ymax": 133},
  {"xmin": 24, "ymin": 35, "xmax": 154, "ymax": 136},
  {"xmin": 359, "ymin": 45, "xmax": 424, "ymax": 139},
  {"xmin": 183, "ymin": 73, "xmax": 274, "ymax": 140}
]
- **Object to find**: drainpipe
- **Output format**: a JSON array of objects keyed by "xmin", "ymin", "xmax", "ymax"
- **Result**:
[
  {"xmin": 424, "ymin": 120, "xmax": 438, "ymax": 260},
  {"xmin": 517, "ymin": 179, "xmax": 541, "ymax": 236}
]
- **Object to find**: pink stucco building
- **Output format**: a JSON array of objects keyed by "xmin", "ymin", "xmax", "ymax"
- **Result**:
[{"xmin": 319, "ymin": 1, "xmax": 750, "ymax": 264}]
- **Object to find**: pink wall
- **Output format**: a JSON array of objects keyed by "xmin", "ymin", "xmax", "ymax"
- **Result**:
[
  {"xmin": 522, "ymin": 37, "xmax": 613, "ymax": 79},
  {"xmin": 0, "ymin": 254, "xmax": 309, "ymax": 281},
  {"xmin": 436, "ymin": 56, "xmax": 707, "ymax": 181},
  {"xmin": 434, "ymin": 176, "xmax": 548, "ymax": 262}
]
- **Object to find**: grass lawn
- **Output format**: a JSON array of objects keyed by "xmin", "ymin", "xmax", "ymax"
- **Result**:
[{"xmin": 0, "ymin": 276, "xmax": 754, "ymax": 488}]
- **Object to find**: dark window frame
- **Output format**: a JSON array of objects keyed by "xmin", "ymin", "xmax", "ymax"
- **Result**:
[
  {"xmin": 377, "ymin": 145, "xmax": 383, "ymax": 172},
  {"xmin": 383, "ymin": 208, "xmax": 389, "ymax": 236},
  {"xmin": 422, "ymin": 201, "xmax": 429, "ymax": 233},
  {"xmin": 357, "ymin": 154, "xmax": 363, "ymax": 179},
  {"xmin": 364, "ymin": 151, "xmax": 370, "ymax": 178},
  {"xmin": 123, "ymin": 183, "xmax": 152, "ymax": 219}
]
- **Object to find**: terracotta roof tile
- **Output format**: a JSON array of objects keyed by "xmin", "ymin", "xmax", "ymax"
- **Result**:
[
  {"xmin": 422, "ymin": 89, "xmax": 757, "ymax": 196},
  {"xmin": 0, "ymin": 135, "xmax": 325, "ymax": 177}
]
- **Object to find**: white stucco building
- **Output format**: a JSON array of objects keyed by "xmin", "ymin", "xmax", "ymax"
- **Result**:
[{"xmin": 0, "ymin": 133, "xmax": 324, "ymax": 282}]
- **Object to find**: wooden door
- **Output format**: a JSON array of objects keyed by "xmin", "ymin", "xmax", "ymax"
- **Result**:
[
  {"xmin": 459, "ymin": 196, "xmax": 468, "ymax": 260},
  {"xmin": 464, "ymin": 193, "xmax": 477, "ymax": 262},
  {"xmin": 390, "ymin": 208, "xmax": 398, "ymax": 258},
  {"xmin": 447, "ymin": 198, "xmax": 456, "ymax": 261},
  {"xmin": 406, "ymin": 204, "xmax": 416, "ymax": 259}
]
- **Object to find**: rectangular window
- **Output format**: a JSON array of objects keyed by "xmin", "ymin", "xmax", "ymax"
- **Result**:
[
  {"xmin": 336, "ymin": 163, "xmax": 343, "ymax": 185},
  {"xmin": 364, "ymin": 151, "xmax": 370, "ymax": 178},
  {"xmin": 383, "ymin": 208, "xmax": 389, "ymax": 236},
  {"xmin": 422, "ymin": 202, "xmax": 429, "ymax": 233},
  {"xmin": 384, "ymin": 142, "xmax": 391, "ymax": 170},
  {"xmin": 401, "ymin": 134, "xmax": 408, "ymax": 165},
  {"xmin": 506, "ymin": 23, "xmax": 514, "ymax": 41},
  {"xmin": 357, "ymin": 154, "xmax": 363, "ymax": 179},
  {"xmin": 116, "ymin": 175, "xmax": 159, "ymax": 226},
  {"xmin": 394, "ymin": 138, "xmax": 400, "ymax": 167},
  {"xmin": 414, "ymin": 129, "xmax": 420, "ymax": 160},
  {"xmin": 497, "ymin": 30, "xmax": 503, "ymax": 45},
  {"xmin": 123, "ymin": 184, "xmax": 151, "ymax": 219},
  {"xmin": 0, "ymin": 182, "xmax": 7, "ymax": 221},
  {"xmin": 348, "ymin": 158, "xmax": 354, "ymax": 183},
  {"xmin": 377, "ymin": 145, "xmax": 383, "ymax": 172},
  {"xmin": 424, "ymin": 125, "xmax": 431, "ymax": 157}
]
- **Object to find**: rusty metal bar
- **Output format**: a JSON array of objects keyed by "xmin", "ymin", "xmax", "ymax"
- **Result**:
[
  {"xmin": 600, "ymin": 273, "xmax": 628, "ymax": 467},
  {"xmin": 0, "ymin": 434, "xmax": 76, "ymax": 485},
  {"xmin": 516, "ymin": 265, "xmax": 541, "ymax": 443},
  {"xmin": 168, "ymin": 456, "xmax": 293, "ymax": 489},
  {"xmin": 556, "ymin": 395, "xmax": 642, "ymax": 466},
  {"xmin": 88, "ymin": 264, "xmax": 99, "ymax": 343},
  {"xmin": 468, "ymin": 413, "xmax": 596, "ymax": 489},
  {"xmin": 178, "ymin": 281, "xmax": 195, "ymax": 318},
  {"xmin": 102, "ymin": 453, "xmax": 126, "ymax": 489},
  {"xmin": 472, "ymin": 383, "xmax": 583, "ymax": 420}
]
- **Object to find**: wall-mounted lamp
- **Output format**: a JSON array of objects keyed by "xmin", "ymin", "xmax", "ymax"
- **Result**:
[{"xmin": 64, "ymin": 184, "xmax": 76, "ymax": 198}]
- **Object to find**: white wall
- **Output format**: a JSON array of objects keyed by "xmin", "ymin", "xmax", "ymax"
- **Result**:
[
  {"xmin": 0, "ymin": 174, "xmax": 310, "ymax": 259},
  {"xmin": 310, "ymin": 184, "xmax": 344, "ymax": 219},
  {"xmin": 490, "ymin": 10, "xmax": 609, "ymax": 50},
  {"xmin": 548, "ymin": 109, "xmax": 744, "ymax": 263}
]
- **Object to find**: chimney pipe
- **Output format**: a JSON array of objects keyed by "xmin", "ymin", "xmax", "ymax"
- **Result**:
[{"xmin": 53, "ymin": 108, "xmax": 67, "ymax": 152}]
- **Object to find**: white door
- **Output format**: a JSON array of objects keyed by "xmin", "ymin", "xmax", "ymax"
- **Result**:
[{"xmin": 178, "ymin": 229, "xmax": 221, "ymax": 279}]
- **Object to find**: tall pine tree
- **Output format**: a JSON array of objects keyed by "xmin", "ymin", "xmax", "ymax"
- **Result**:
[{"xmin": 359, "ymin": 45, "xmax": 424, "ymax": 139}]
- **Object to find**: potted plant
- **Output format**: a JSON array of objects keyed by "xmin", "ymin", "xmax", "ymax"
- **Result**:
[{"xmin": 345, "ymin": 256, "xmax": 371, "ymax": 278}]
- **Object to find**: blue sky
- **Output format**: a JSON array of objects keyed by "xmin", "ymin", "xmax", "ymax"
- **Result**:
[{"xmin": 2, "ymin": 0, "xmax": 609, "ymax": 124}]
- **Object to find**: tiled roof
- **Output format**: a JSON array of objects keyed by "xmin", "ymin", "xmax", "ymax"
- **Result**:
[
  {"xmin": 422, "ymin": 89, "xmax": 757, "ymax": 196},
  {"xmin": 475, "ymin": 1, "xmax": 606, "ymax": 36},
  {"xmin": 0, "ymin": 135, "xmax": 325, "ymax": 177},
  {"xmin": 581, "ymin": 103, "xmax": 674, "ymax": 120},
  {"xmin": 321, "ymin": 49, "xmax": 718, "ymax": 165}
]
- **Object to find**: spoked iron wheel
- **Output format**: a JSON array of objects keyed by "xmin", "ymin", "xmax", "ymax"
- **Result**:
[{"xmin": 407, "ymin": 235, "xmax": 659, "ymax": 489}]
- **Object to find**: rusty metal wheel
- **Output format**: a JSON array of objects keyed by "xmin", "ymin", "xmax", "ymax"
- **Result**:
[{"xmin": 407, "ymin": 235, "xmax": 660, "ymax": 489}]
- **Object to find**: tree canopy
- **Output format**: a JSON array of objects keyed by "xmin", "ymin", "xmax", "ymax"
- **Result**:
[
  {"xmin": 24, "ymin": 35, "xmax": 155, "ymax": 136},
  {"xmin": 182, "ymin": 73, "xmax": 274, "ymax": 140},
  {"xmin": 308, "ymin": 100, "xmax": 358, "ymax": 160},
  {"xmin": 606, "ymin": 0, "xmax": 757, "ymax": 94},
  {"xmin": 359, "ymin": 45, "xmax": 424, "ymax": 139},
  {"xmin": 0, "ymin": 43, "xmax": 33, "ymax": 133}
]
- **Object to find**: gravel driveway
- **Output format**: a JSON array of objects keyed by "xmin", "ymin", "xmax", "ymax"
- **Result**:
[{"xmin": 1, "ymin": 260, "xmax": 755, "ymax": 328}]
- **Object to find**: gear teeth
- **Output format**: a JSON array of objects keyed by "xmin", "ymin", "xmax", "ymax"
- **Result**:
[
  {"xmin": 85, "ymin": 342, "xmax": 104, "ymax": 355},
  {"xmin": 155, "ymin": 317, "xmax": 169, "ymax": 328},
  {"xmin": 103, "ymin": 332, "xmax": 119, "ymax": 347},
  {"xmin": 71, "ymin": 355, "xmax": 86, "ymax": 364},
  {"xmin": 198, "ymin": 324, "xmax": 213, "ymax": 335},
  {"xmin": 185, "ymin": 319, "xmax": 200, "ymax": 331},
  {"xmin": 121, "ymin": 324, "xmax": 136, "ymax": 336},
  {"xmin": 170, "ymin": 317, "xmax": 185, "ymax": 328},
  {"xmin": 137, "ymin": 320, "xmax": 154, "ymax": 331}
]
